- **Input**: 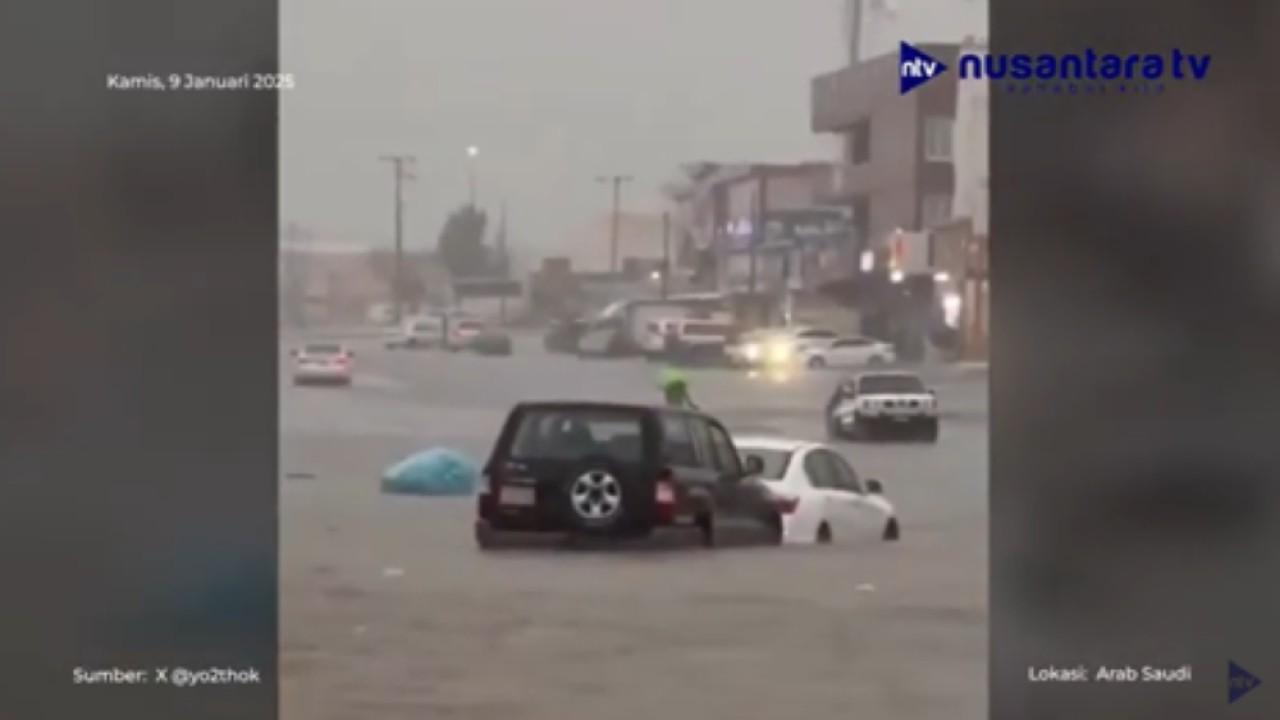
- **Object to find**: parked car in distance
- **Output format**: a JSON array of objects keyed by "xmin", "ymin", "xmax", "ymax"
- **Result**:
[{"xmin": 801, "ymin": 335, "xmax": 896, "ymax": 369}]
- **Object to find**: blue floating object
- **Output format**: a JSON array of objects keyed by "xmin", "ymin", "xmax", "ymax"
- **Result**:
[{"xmin": 382, "ymin": 448, "xmax": 478, "ymax": 496}]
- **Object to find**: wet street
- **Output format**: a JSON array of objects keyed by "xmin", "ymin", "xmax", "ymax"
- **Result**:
[{"xmin": 280, "ymin": 335, "xmax": 987, "ymax": 720}]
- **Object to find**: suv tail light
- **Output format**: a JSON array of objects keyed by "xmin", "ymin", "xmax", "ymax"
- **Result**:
[
  {"xmin": 654, "ymin": 469, "xmax": 676, "ymax": 524},
  {"xmin": 477, "ymin": 467, "xmax": 501, "ymax": 519},
  {"xmin": 485, "ymin": 466, "xmax": 503, "ymax": 493}
]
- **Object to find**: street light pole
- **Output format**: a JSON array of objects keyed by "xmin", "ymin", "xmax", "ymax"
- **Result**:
[
  {"xmin": 466, "ymin": 145, "xmax": 479, "ymax": 208},
  {"xmin": 661, "ymin": 211, "xmax": 671, "ymax": 299},
  {"xmin": 379, "ymin": 154, "xmax": 415, "ymax": 324},
  {"xmin": 596, "ymin": 174, "xmax": 632, "ymax": 275}
]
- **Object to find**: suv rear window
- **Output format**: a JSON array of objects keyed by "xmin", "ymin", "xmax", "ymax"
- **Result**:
[
  {"xmin": 509, "ymin": 409, "xmax": 645, "ymax": 462},
  {"xmin": 303, "ymin": 344, "xmax": 343, "ymax": 355}
]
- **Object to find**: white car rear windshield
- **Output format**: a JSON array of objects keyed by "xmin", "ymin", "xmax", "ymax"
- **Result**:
[
  {"xmin": 738, "ymin": 448, "xmax": 793, "ymax": 480},
  {"xmin": 510, "ymin": 409, "xmax": 645, "ymax": 462}
]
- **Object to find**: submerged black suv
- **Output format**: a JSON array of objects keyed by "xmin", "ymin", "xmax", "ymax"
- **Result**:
[{"xmin": 475, "ymin": 401, "xmax": 785, "ymax": 549}]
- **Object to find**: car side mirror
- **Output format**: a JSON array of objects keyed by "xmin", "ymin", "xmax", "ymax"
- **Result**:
[
  {"xmin": 743, "ymin": 455, "xmax": 765, "ymax": 476},
  {"xmin": 866, "ymin": 478, "xmax": 884, "ymax": 494}
]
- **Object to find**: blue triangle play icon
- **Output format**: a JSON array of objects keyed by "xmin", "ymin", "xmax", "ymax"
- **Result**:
[
  {"xmin": 1229, "ymin": 661, "xmax": 1260, "ymax": 704},
  {"xmin": 899, "ymin": 41, "xmax": 948, "ymax": 95}
]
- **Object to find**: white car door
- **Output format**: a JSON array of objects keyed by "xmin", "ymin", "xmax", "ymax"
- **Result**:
[
  {"xmin": 826, "ymin": 339, "xmax": 868, "ymax": 368},
  {"xmin": 793, "ymin": 329, "xmax": 837, "ymax": 355},
  {"xmin": 823, "ymin": 450, "xmax": 891, "ymax": 540},
  {"xmin": 779, "ymin": 452, "xmax": 827, "ymax": 541},
  {"xmin": 798, "ymin": 450, "xmax": 850, "ymax": 540}
]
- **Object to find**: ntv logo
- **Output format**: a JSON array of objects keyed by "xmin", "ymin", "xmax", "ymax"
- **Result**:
[{"xmin": 899, "ymin": 41, "xmax": 947, "ymax": 94}]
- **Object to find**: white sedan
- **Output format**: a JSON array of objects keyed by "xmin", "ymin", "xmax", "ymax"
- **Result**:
[
  {"xmin": 800, "ymin": 336, "xmax": 895, "ymax": 369},
  {"xmin": 736, "ymin": 436, "xmax": 900, "ymax": 545},
  {"xmin": 291, "ymin": 343, "xmax": 354, "ymax": 385}
]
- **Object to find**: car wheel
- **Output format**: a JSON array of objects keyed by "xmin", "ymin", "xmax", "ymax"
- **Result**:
[
  {"xmin": 826, "ymin": 417, "xmax": 841, "ymax": 441},
  {"xmin": 919, "ymin": 419, "xmax": 939, "ymax": 443},
  {"xmin": 695, "ymin": 511, "xmax": 716, "ymax": 548},
  {"xmin": 474, "ymin": 521, "xmax": 504, "ymax": 551},
  {"xmin": 762, "ymin": 513, "xmax": 784, "ymax": 546},
  {"xmin": 807, "ymin": 355, "xmax": 826, "ymax": 369},
  {"xmin": 815, "ymin": 521, "xmax": 833, "ymax": 544},
  {"xmin": 563, "ymin": 458, "xmax": 629, "ymax": 534},
  {"xmin": 850, "ymin": 416, "xmax": 872, "ymax": 442},
  {"xmin": 882, "ymin": 517, "xmax": 901, "ymax": 541}
]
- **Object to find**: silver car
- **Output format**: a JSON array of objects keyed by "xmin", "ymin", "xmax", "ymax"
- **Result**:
[{"xmin": 291, "ymin": 343, "xmax": 354, "ymax": 386}]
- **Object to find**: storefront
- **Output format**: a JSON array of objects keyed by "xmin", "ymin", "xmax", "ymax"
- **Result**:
[{"xmin": 931, "ymin": 218, "xmax": 988, "ymax": 359}]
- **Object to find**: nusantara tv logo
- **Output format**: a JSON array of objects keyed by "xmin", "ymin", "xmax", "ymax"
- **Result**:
[{"xmin": 899, "ymin": 41, "xmax": 1211, "ymax": 95}]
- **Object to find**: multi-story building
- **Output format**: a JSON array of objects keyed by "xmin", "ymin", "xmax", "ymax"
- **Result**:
[
  {"xmin": 669, "ymin": 163, "xmax": 850, "ymax": 290},
  {"xmin": 811, "ymin": 43, "xmax": 961, "ymax": 262},
  {"xmin": 815, "ymin": 0, "xmax": 987, "ymax": 267},
  {"xmin": 664, "ymin": 162, "xmax": 852, "ymax": 325},
  {"xmin": 936, "ymin": 35, "xmax": 989, "ymax": 358},
  {"xmin": 950, "ymin": 36, "xmax": 988, "ymax": 238}
]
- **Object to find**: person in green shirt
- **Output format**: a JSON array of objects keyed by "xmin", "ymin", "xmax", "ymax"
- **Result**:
[{"xmin": 659, "ymin": 367, "xmax": 699, "ymax": 410}]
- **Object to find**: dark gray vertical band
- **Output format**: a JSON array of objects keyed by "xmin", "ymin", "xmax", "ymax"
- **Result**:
[
  {"xmin": 992, "ymin": 1, "xmax": 1280, "ymax": 717},
  {"xmin": 0, "ymin": 0, "xmax": 279, "ymax": 717}
]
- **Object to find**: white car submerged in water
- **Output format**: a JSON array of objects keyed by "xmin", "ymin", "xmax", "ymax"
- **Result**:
[{"xmin": 735, "ymin": 436, "xmax": 900, "ymax": 545}]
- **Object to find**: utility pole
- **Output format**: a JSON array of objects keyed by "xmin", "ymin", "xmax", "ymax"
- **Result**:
[
  {"xmin": 748, "ymin": 169, "xmax": 769, "ymax": 325},
  {"xmin": 496, "ymin": 200, "xmax": 508, "ymax": 322},
  {"xmin": 846, "ymin": 0, "xmax": 863, "ymax": 64},
  {"xmin": 596, "ymin": 174, "xmax": 632, "ymax": 274},
  {"xmin": 660, "ymin": 211, "xmax": 671, "ymax": 299},
  {"xmin": 379, "ymin": 154, "xmax": 415, "ymax": 323}
]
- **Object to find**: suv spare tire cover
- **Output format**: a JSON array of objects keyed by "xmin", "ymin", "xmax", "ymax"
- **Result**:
[{"xmin": 561, "ymin": 456, "xmax": 634, "ymax": 531}]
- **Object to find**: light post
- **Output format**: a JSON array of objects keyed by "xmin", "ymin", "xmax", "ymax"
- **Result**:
[{"xmin": 466, "ymin": 145, "xmax": 479, "ymax": 207}]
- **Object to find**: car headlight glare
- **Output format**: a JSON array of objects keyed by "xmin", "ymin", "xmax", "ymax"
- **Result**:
[{"xmin": 744, "ymin": 343, "xmax": 761, "ymax": 360}]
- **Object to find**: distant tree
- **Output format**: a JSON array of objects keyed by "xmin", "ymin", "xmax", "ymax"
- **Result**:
[{"xmin": 436, "ymin": 205, "xmax": 489, "ymax": 278}]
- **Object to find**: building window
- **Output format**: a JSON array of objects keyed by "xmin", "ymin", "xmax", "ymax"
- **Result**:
[
  {"xmin": 851, "ymin": 195, "xmax": 870, "ymax": 248},
  {"xmin": 849, "ymin": 118, "xmax": 871, "ymax": 164},
  {"xmin": 921, "ymin": 193, "xmax": 953, "ymax": 228},
  {"xmin": 923, "ymin": 116, "xmax": 953, "ymax": 162}
]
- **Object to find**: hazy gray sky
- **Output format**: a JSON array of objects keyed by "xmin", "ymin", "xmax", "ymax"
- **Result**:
[{"xmin": 281, "ymin": 0, "xmax": 844, "ymax": 254}]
